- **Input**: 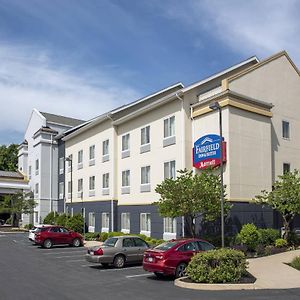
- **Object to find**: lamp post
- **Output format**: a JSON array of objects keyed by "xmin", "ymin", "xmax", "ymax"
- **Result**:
[
  {"xmin": 209, "ymin": 101, "xmax": 225, "ymax": 248},
  {"xmin": 65, "ymin": 156, "xmax": 73, "ymax": 214}
]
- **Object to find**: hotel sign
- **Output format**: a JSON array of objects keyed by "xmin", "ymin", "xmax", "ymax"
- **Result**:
[{"xmin": 193, "ymin": 134, "xmax": 226, "ymax": 170}]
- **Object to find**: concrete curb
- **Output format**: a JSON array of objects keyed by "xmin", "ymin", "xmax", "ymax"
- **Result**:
[{"xmin": 174, "ymin": 277, "xmax": 256, "ymax": 290}]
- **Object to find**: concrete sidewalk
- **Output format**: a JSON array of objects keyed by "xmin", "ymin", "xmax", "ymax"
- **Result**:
[
  {"xmin": 84, "ymin": 240, "xmax": 102, "ymax": 248},
  {"xmin": 247, "ymin": 249, "xmax": 300, "ymax": 289}
]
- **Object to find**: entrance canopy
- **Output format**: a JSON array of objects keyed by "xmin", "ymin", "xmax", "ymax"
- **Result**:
[{"xmin": 0, "ymin": 171, "xmax": 30, "ymax": 195}]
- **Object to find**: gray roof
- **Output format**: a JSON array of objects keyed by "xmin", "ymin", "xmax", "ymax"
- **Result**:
[
  {"xmin": 40, "ymin": 112, "xmax": 85, "ymax": 127},
  {"xmin": 0, "ymin": 171, "xmax": 24, "ymax": 179}
]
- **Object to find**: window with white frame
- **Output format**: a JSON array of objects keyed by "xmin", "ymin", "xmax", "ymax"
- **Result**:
[
  {"xmin": 141, "ymin": 126, "xmax": 150, "ymax": 145},
  {"xmin": 89, "ymin": 145, "xmax": 95, "ymax": 160},
  {"xmin": 164, "ymin": 217, "xmax": 176, "ymax": 233},
  {"xmin": 164, "ymin": 160, "xmax": 176, "ymax": 179},
  {"xmin": 35, "ymin": 183, "xmax": 39, "ymax": 195},
  {"xmin": 59, "ymin": 182, "xmax": 64, "ymax": 199},
  {"xmin": 88, "ymin": 212, "xmax": 95, "ymax": 232},
  {"xmin": 122, "ymin": 170, "xmax": 130, "ymax": 187},
  {"xmin": 282, "ymin": 120, "xmax": 290, "ymax": 139},
  {"xmin": 35, "ymin": 159, "xmax": 39, "ymax": 175},
  {"xmin": 283, "ymin": 163, "xmax": 290, "ymax": 174},
  {"xmin": 89, "ymin": 176, "xmax": 95, "ymax": 191},
  {"xmin": 103, "ymin": 139, "xmax": 109, "ymax": 156},
  {"xmin": 102, "ymin": 173, "xmax": 109, "ymax": 189},
  {"xmin": 141, "ymin": 166, "xmax": 150, "ymax": 184},
  {"xmin": 59, "ymin": 157, "xmax": 64, "ymax": 174},
  {"xmin": 140, "ymin": 213, "xmax": 151, "ymax": 232},
  {"xmin": 34, "ymin": 212, "xmax": 38, "ymax": 223},
  {"xmin": 28, "ymin": 165, "xmax": 32, "ymax": 178},
  {"xmin": 78, "ymin": 150, "xmax": 83, "ymax": 164},
  {"xmin": 121, "ymin": 213, "xmax": 130, "ymax": 232},
  {"xmin": 102, "ymin": 212, "xmax": 110, "ymax": 231},
  {"xmin": 164, "ymin": 116, "xmax": 175, "ymax": 138},
  {"xmin": 122, "ymin": 133, "xmax": 130, "ymax": 151},
  {"xmin": 78, "ymin": 178, "xmax": 83, "ymax": 192}
]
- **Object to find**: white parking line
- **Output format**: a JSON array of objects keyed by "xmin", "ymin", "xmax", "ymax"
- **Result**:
[
  {"xmin": 126, "ymin": 274, "xmax": 150, "ymax": 278},
  {"xmin": 42, "ymin": 250, "xmax": 85, "ymax": 255}
]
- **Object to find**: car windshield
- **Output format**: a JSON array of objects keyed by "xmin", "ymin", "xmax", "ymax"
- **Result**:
[
  {"xmin": 154, "ymin": 241, "xmax": 180, "ymax": 251},
  {"xmin": 103, "ymin": 237, "xmax": 118, "ymax": 247}
]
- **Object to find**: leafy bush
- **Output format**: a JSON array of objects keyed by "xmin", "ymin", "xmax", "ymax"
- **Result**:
[
  {"xmin": 65, "ymin": 214, "xmax": 84, "ymax": 234},
  {"xmin": 258, "ymin": 228, "xmax": 280, "ymax": 246},
  {"xmin": 43, "ymin": 212, "xmax": 58, "ymax": 225},
  {"xmin": 275, "ymin": 238, "xmax": 288, "ymax": 248},
  {"xmin": 5, "ymin": 216, "xmax": 12, "ymax": 225},
  {"xmin": 107, "ymin": 231, "xmax": 124, "ymax": 238},
  {"xmin": 24, "ymin": 223, "xmax": 34, "ymax": 230},
  {"xmin": 56, "ymin": 213, "xmax": 69, "ymax": 227},
  {"xmin": 287, "ymin": 232, "xmax": 300, "ymax": 246},
  {"xmin": 186, "ymin": 248, "xmax": 247, "ymax": 283},
  {"xmin": 290, "ymin": 256, "xmax": 300, "ymax": 270},
  {"xmin": 100, "ymin": 232, "xmax": 109, "ymax": 241},
  {"xmin": 85, "ymin": 232, "xmax": 100, "ymax": 241},
  {"xmin": 236, "ymin": 224, "xmax": 260, "ymax": 252},
  {"xmin": 264, "ymin": 245, "xmax": 285, "ymax": 256}
]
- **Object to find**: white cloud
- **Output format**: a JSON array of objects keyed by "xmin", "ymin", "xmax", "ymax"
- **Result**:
[
  {"xmin": 158, "ymin": 0, "xmax": 300, "ymax": 63},
  {"xmin": 0, "ymin": 43, "xmax": 141, "ymax": 134}
]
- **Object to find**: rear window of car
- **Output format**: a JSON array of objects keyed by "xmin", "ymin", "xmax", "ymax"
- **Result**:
[
  {"xmin": 154, "ymin": 241, "xmax": 180, "ymax": 251},
  {"xmin": 103, "ymin": 237, "xmax": 118, "ymax": 247},
  {"xmin": 35, "ymin": 227, "xmax": 48, "ymax": 233}
]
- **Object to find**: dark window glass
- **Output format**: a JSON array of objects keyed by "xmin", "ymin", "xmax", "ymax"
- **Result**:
[
  {"xmin": 133, "ymin": 238, "xmax": 148, "ymax": 247},
  {"xmin": 282, "ymin": 121, "xmax": 290, "ymax": 138},
  {"xmin": 123, "ymin": 238, "xmax": 135, "ymax": 247},
  {"xmin": 178, "ymin": 242, "xmax": 198, "ymax": 252},
  {"xmin": 35, "ymin": 227, "xmax": 48, "ymax": 233},
  {"xmin": 103, "ymin": 237, "xmax": 118, "ymax": 247},
  {"xmin": 60, "ymin": 227, "xmax": 69, "ymax": 233},
  {"xmin": 50, "ymin": 227, "xmax": 60, "ymax": 233},
  {"xmin": 283, "ymin": 163, "xmax": 290, "ymax": 174},
  {"xmin": 154, "ymin": 241, "xmax": 180, "ymax": 251},
  {"xmin": 197, "ymin": 241, "xmax": 215, "ymax": 251}
]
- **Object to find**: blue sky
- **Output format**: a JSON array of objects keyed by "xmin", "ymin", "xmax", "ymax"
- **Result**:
[{"xmin": 0, "ymin": 0, "xmax": 299, "ymax": 144}]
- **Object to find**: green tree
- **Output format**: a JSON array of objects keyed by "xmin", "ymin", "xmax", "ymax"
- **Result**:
[
  {"xmin": 255, "ymin": 170, "xmax": 300, "ymax": 240},
  {"xmin": 0, "ymin": 191, "xmax": 36, "ymax": 227},
  {"xmin": 155, "ymin": 169, "xmax": 230, "ymax": 237},
  {"xmin": 0, "ymin": 144, "xmax": 18, "ymax": 171}
]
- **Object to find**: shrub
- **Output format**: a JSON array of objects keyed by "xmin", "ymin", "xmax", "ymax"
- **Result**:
[
  {"xmin": 65, "ymin": 214, "xmax": 84, "ymax": 234},
  {"xmin": 85, "ymin": 232, "xmax": 100, "ymax": 241},
  {"xmin": 275, "ymin": 238, "xmax": 288, "ymax": 248},
  {"xmin": 258, "ymin": 228, "xmax": 280, "ymax": 246},
  {"xmin": 287, "ymin": 232, "xmax": 300, "ymax": 246},
  {"xmin": 264, "ymin": 245, "xmax": 285, "ymax": 256},
  {"xmin": 290, "ymin": 256, "xmax": 300, "ymax": 271},
  {"xmin": 186, "ymin": 248, "xmax": 247, "ymax": 283},
  {"xmin": 236, "ymin": 224, "xmax": 260, "ymax": 252},
  {"xmin": 137, "ymin": 234, "xmax": 147, "ymax": 241},
  {"xmin": 100, "ymin": 232, "xmax": 109, "ymax": 242},
  {"xmin": 5, "ymin": 216, "xmax": 12, "ymax": 225},
  {"xmin": 56, "ymin": 213, "xmax": 69, "ymax": 227},
  {"xmin": 43, "ymin": 212, "xmax": 58, "ymax": 225},
  {"xmin": 107, "ymin": 231, "xmax": 124, "ymax": 238},
  {"xmin": 24, "ymin": 223, "xmax": 34, "ymax": 230}
]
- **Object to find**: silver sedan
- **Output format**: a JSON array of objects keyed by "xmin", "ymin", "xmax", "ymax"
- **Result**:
[{"xmin": 85, "ymin": 236, "xmax": 150, "ymax": 268}]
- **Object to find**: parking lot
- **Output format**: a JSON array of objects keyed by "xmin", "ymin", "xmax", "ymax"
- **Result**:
[{"xmin": 1, "ymin": 232, "xmax": 300, "ymax": 300}]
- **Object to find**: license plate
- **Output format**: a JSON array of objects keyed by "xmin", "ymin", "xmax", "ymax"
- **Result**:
[
  {"xmin": 147, "ymin": 257, "xmax": 154, "ymax": 262},
  {"xmin": 90, "ymin": 251, "xmax": 94, "ymax": 255}
]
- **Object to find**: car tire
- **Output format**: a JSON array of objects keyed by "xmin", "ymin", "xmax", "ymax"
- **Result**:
[
  {"xmin": 175, "ymin": 262, "xmax": 187, "ymax": 278},
  {"xmin": 113, "ymin": 255, "xmax": 125, "ymax": 268},
  {"xmin": 154, "ymin": 272, "xmax": 165, "ymax": 279},
  {"xmin": 43, "ymin": 239, "xmax": 52, "ymax": 249},
  {"xmin": 72, "ymin": 238, "xmax": 81, "ymax": 247}
]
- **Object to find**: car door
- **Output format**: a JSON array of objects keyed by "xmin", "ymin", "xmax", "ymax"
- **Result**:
[
  {"xmin": 176, "ymin": 241, "xmax": 198, "ymax": 263},
  {"xmin": 197, "ymin": 241, "xmax": 215, "ymax": 252},
  {"xmin": 122, "ymin": 238, "xmax": 138, "ymax": 262},
  {"xmin": 133, "ymin": 238, "xmax": 149, "ymax": 262},
  {"xmin": 59, "ymin": 227, "xmax": 72, "ymax": 244},
  {"xmin": 49, "ymin": 227, "xmax": 61, "ymax": 244}
]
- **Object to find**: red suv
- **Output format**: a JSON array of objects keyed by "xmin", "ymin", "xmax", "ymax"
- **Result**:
[
  {"xmin": 143, "ymin": 238, "xmax": 214, "ymax": 278},
  {"xmin": 34, "ymin": 225, "xmax": 83, "ymax": 249}
]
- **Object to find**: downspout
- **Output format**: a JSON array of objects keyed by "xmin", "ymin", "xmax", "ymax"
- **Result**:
[
  {"xmin": 107, "ymin": 113, "xmax": 114, "ymax": 232},
  {"xmin": 175, "ymin": 92, "xmax": 185, "ymax": 238},
  {"xmin": 191, "ymin": 106, "xmax": 195, "ymax": 175},
  {"xmin": 50, "ymin": 134, "xmax": 53, "ymax": 212}
]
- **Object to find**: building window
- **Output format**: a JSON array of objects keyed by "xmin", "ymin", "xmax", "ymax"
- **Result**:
[
  {"xmin": 102, "ymin": 173, "xmax": 109, "ymax": 189},
  {"xmin": 34, "ymin": 212, "xmax": 38, "ymax": 224},
  {"xmin": 88, "ymin": 212, "xmax": 95, "ymax": 233},
  {"xmin": 35, "ymin": 183, "xmax": 39, "ymax": 195},
  {"xmin": 141, "ymin": 126, "xmax": 150, "ymax": 145},
  {"xmin": 68, "ymin": 181, "xmax": 72, "ymax": 199},
  {"xmin": 140, "ymin": 213, "xmax": 151, "ymax": 235},
  {"xmin": 59, "ymin": 182, "xmax": 64, "ymax": 199},
  {"xmin": 35, "ymin": 159, "xmax": 39, "ymax": 175},
  {"xmin": 164, "ymin": 160, "xmax": 176, "ymax": 179},
  {"xmin": 78, "ymin": 178, "xmax": 83, "ymax": 192},
  {"xmin": 141, "ymin": 166, "xmax": 150, "ymax": 184},
  {"xmin": 122, "ymin": 170, "xmax": 130, "ymax": 187},
  {"xmin": 59, "ymin": 157, "xmax": 64, "ymax": 174},
  {"xmin": 121, "ymin": 213, "xmax": 130, "ymax": 233},
  {"xmin": 89, "ymin": 145, "xmax": 95, "ymax": 160},
  {"xmin": 102, "ymin": 212, "xmax": 110, "ymax": 232},
  {"xmin": 122, "ymin": 133, "xmax": 130, "ymax": 151},
  {"xmin": 28, "ymin": 165, "xmax": 32, "ymax": 179},
  {"xmin": 78, "ymin": 150, "xmax": 83, "ymax": 169},
  {"xmin": 282, "ymin": 121, "xmax": 290, "ymax": 139},
  {"xmin": 283, "ymin": 163, "xmax": 290, "ymax": 174},
  {"xmin": 67, "ymin": 154, "xmax": 72, "ymax": 172},
  {"xmin": 164, "ymin": 217, "xmax": 176, "ymax": 233},
  {"xmin": 89, "ymin": 176, "xmax": 95, "ymax": 191},
  {"xmin": 164, "ymin": 116, "xmax": 175, "ymax": 138},
  {"xmin": 103, "ymin": 139, "xmax": 109, "ymax": 156}
]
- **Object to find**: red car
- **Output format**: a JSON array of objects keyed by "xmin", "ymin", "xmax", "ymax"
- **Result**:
[
  {"xmin": 143, "ymin": 238, "xmax": 215, "ymax": 278},
  {"xmin": 34, "ymin": 225, "xmax": 83, "ymax": 249}
]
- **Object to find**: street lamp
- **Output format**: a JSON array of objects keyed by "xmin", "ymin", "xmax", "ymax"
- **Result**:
[
  {"xmin": 209, "ymin": 101, "xmax": 225, "ymax": 248},
  {"xmin": 65, "ymin": 156, "xmax": 73, "ymax": 214}
]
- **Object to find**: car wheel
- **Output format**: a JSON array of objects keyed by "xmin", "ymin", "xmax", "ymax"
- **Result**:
[
  {"xmin": 72, "ymin": 238, "xmax": 81, "ymax": 247},
  {"xmin": 43, "ymin": 239, "xmax": 52, "ymax": 249},
  {"xmin": 113, "ymin": 255, "xmax": 125, "ymax": 268},
  {"xmin": 154, "ymin": 272, "xmax": 165, "ymax": 279},
  {"xmin": 175, "ymin": 262, "xmax": 187, "ymax": 278}
]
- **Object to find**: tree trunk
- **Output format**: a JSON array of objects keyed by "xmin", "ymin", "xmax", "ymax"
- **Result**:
[
  {"xmin": 282, "ymin": 214, "xmax": 293, "ymax": 240},
  {"xmin": 185, "ymin": 215, "xmax": 196, "ymax": 238}
]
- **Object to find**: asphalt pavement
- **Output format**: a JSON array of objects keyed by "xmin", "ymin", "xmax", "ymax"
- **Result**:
[{"xmin": 0, "ymin": 232, "xmax": 300, "ymax": 300}]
